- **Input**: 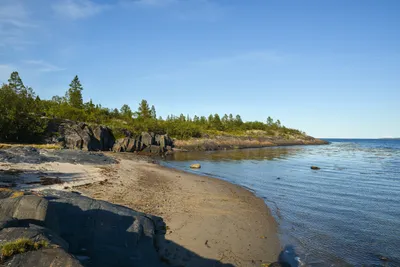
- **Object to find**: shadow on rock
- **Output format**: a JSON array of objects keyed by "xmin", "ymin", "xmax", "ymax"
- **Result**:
[{"xmin": 0, "ymin": 189, "xmax": 233, "ymax": 267}]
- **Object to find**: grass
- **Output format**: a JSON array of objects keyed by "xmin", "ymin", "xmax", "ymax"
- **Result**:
[
  {"xmin": 0, "ymin": 188, "xmax": 25, "ymax": 198},
  {"xmin": 0, "ymin": 143, "xmax": 62, "ymax": 150},
  {"xmin": 0, "ymin": 238, "xmax": 49, "ymax": 261}
]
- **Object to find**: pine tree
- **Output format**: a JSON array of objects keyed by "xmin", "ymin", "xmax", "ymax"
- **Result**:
[
  {"xmin": 138, "ymin": 99, "xmax": 151, "ymax": 119},
  {"xmin": 120, "ymin": 104, "xmax": 132, "ymax": 118},
  {"xmin": 67, "ymin": 75, "xmax": 83, "ymax": 109},
  {"xmin": 8, "ymin": 71, "xmax": 25, "ymax": 94},
  {"xmin": 235, "ymin": 115, "xmax": 243, "ymax": 126},
  {"xmin": 267, "ymin": 116, "xmax": 274, "ymax": 126},
  {"xmin": 150, "ymin": 105, "xmax": 157, "ymax": 119}
]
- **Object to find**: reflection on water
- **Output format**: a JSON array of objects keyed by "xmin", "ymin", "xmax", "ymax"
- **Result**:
[
  {"xmin": 161, "ymin": 139, "xmax": 400, "ymax": 266},
  {"xmin": 168, "ymin": 147, "xmax": 301, "ymax": 162}
]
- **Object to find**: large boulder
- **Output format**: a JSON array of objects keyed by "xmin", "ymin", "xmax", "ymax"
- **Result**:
[
  {"xmin": 58, "ymin": 121, "xmax": 100, "ymax": 151},
  {"xmin": 155, "ymin": 134, "xmax": 173, "ymax": 152},
  {"xmin": 57, "ymin": 121, "xmax": 115, "ymax": 151},
  {"xmin": 112, "ymin": 138, "xmax": 140, "ymax": 152},
  {"xmin": 0, "ymin": 191, "xmax": 168, "ymax": 267},
  {"xmin": 92, "ymin": 126, "xmax": 115, "ymax": 151},
  {"xmin": 140, "ymin": 132, "xmax": 154, "ymax": 148}
]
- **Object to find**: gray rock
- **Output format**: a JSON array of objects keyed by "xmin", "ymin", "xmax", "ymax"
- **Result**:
[
  {"xmin": 140, "ymin": 132, "xmax": 154, "ymax": 147},
  {"xmin": 92, "ymin": 126, "xmax": 115, "ymax": 151},
  {"xmin": 113, "ymin": 138, "xmax": 139, "ymax": 152},
  {"xmin": 58, "ymin": 121, "xmax": 100, "ymax": 151},
  {"xmin": 57, "ymin": 121, "xmax": 115, "ymax": 151},
  {"xmin": 0, "ymin": 191, "xmax": 167, "ymax": 267},
  {"xmin": 5, "ymin": 248, "xmax": 83, "ymax": 267}
]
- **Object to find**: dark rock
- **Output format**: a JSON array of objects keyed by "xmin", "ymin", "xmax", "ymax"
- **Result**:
[
  {"xmin": 268, "ymin": 262, "xmax": 291, "ymax": 267},
  {"xmin": 92, "ymin": 126, "xmax": 115, "ymax": 151},
  {"xmin": 58, "ymin": 121, "xmax": 100, "ymax": 151},
  {"xmin": 57, "ymin": 121, "xmax": 115, "ymax": 151},
  {"xmin": 6, "ymin": 248, "xmax": 83, "ymax": 267},
  {"xmin": 113, "ymin": 138, "xmax": 139, "ymax": 152},
  {"xmin": 42, "ymin": 190, "xmax": 166, "ymax": 267},
  {"xmin": 311, "ymin": 166, "xmax": 320, "ymax": 170},
  {"xmin": 0, "ymin": 191, "xmax": 167, "ymax": 267}
]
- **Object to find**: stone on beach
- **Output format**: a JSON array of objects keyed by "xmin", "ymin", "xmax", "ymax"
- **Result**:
[{"xmin": 190, "ymin": 163, "xmax": 201, "ymax": 169}]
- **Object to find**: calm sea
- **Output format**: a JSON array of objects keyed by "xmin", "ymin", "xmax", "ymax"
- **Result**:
[{"xmin": 160, "ymin": 139, "xmax": 400, "ymax": 266}]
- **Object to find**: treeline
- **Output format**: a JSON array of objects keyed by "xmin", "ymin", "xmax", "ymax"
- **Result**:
[{"xmin": 0, "ymin": 72, "xmax": 305, "ymax": 142}]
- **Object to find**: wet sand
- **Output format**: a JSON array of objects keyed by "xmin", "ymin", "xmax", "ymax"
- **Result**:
[{"xmin": 77, "ymin": 153, "xmax": 280, "ymax": 266}]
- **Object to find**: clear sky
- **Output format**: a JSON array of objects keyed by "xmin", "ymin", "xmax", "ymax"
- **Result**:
[{"xmin": 1, "ymin": 0, "xmax": 399, "ymax": 138}]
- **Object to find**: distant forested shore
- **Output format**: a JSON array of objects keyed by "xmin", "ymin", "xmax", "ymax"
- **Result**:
[{"xmin": 0, "ymin": 71, "xmax": 315, "ymax": 144}]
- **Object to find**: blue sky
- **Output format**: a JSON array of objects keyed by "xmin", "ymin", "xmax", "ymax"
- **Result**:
[{"xmin": 0, "ymin": 0, "xmax": 399, "ymax": 138}]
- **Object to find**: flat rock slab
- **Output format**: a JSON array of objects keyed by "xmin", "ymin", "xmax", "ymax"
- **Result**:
[{"xmin": 0, "ymin": 147, "xmax": 116, "ymax": 165}]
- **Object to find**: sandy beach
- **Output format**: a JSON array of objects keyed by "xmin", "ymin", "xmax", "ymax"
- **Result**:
[
  {"xmin": 0, "ymin": 148, "xmax": 280, "ymax": 266},
  {"xmin": 77, "ymin": 153, "xmax": 281, "ymax": 266}
]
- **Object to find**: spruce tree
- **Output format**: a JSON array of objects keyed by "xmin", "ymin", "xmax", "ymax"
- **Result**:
[
  {"xmin": 67, "ymin": 75, "xmax": 83, "ymax": 109},
  {"xmin": 138, "ymin": 100, "xmax": 151, "ymax": 119},
  {"xmin": 150, "ymin": 105, "xmax": 157, "ymax": 119},
  {"xmin": 8, "ymin": 71, "xmax": 25, "ymax": 94}
]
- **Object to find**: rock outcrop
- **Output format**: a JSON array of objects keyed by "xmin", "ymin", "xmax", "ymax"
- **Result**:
[
  {"xmin": 112, "ymin": 133, "xmax": 173, "ymax": 154},
  {"xmin": 57, "ymin": 121, "xmax": 115, "ymax": 151},
  {"xmin": 0, "ymin": 189, "xmax": 167, "ymax": 267},
  {"xmin": 46, "ymin": 119, "xmax": 172, "ymax": 154}
]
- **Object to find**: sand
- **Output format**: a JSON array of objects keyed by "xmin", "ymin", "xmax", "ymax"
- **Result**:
[{"xmin": 76, "ymin": 153, "xmax": 281, "ymax": 266}]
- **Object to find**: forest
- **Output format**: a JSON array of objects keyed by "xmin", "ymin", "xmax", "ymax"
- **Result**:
[{"xmin": 0, "ymin": 72, "xmax": 305, "ymax": 143}]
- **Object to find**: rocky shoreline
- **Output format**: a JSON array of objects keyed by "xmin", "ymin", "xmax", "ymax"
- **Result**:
[
  {"xmin": 174, "ymin": 135, "xmax": 328, "ymax": 151},
  {"xmin": 0, "ymin": 147, "xmax": 284, "ymax": 266},
  {"xmin": 44, "ymin": 119, "xmax": 328, "ymax": 155}
]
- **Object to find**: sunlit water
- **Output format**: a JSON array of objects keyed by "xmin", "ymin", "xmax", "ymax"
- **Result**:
[{"xmin": 160, "ymin": 139, "xmax": 400, "ymax": 266}]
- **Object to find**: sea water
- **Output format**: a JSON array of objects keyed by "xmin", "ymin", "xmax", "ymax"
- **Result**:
[{"xmin": 161, "ymin": 139, "xmax": 400, "ymax": 266}]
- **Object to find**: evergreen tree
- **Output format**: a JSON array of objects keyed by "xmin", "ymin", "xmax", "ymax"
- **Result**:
[
  {"xmin": 235, "ymin": 115, "xmax": 243, "ymax": 126},
  {"xmin": 67, "ymin": 75, "xmax": 83, "ymax": 109},
  {"xmin": 267, "ymin": 116, "xmax": 274, "ymax": 126},
  {"xmin": 112, "ymin": 108, "xmax": 120, "ymax": 117},
  {"xmin": 222, "ymin": 114, "xmax": 229, "ymax": 124},
  {"xmin": 120, "ymin": 104, "xmax": 133, "ymax": 118},
  {"xmin": 199, "ymin": 116, "xmax": 207, "ymax": 125},
  {"xmin": 213, "ymin": 114, "xmax": 223, "ymax": 130},
  {"xmin": 8, "ymin": 71, "xmax": 25, "ymax": 94},
  {"xmin": 208, "ymin": 114, "xmax": 214, "ymax": 124},
  {"xmin": 150, "ymin": 105, "xmax": 157, "ymax": 119},
  {"xmin": 138, "ymin": 99, "xmax": 151, "ymax": 119}
]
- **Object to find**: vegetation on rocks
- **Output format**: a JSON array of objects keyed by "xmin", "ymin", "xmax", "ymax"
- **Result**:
[
  {"xmin": 1, "ymin": 71, "xmax": 309, "ymax": 143},
  {"xmin": 0, "ymin": 238, "xmax": 49, "ymax": 262}
]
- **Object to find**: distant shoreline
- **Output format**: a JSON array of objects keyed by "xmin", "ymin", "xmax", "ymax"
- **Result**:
[{"xmin": 174, "ymin": 135, "xmax": 328, "ymax": 152}]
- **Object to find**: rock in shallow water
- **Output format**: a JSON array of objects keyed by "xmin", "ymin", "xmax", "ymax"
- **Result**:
[
  {"xmin": 311, "ymin": 166, "xmax": 320, "ymax": 170},
  {"xmin": 190, "ymin": 163, "xmax": 201, "ymax": 169}
]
